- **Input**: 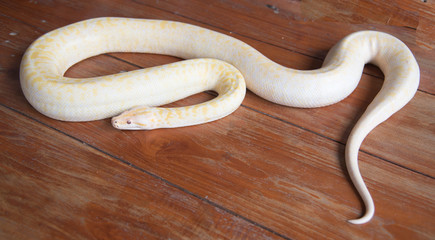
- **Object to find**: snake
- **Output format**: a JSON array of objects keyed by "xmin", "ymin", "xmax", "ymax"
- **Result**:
[{"xmin": 20, "ymin": 17, "xmax": 420, "ymax": 224}]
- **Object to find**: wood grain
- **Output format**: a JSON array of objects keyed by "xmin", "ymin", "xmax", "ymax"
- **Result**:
[
  {"xmin": 3, "ymin": 0, "xmax": 432, "ymax": 176},
  {"xmin": 0, "ymin": 0, "xmax": 434, "ymax": 239},
  {"xmin": 141, "ymin": 0, "xmax": 434, "ymax": 92},
  {"xmin": 0, "ymin": 105, "xmax": 279, "ymax": 240}
]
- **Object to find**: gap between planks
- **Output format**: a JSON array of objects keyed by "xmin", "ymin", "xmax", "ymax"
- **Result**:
[
  {"xmin": 0, "ymin": 102, "xmax": 293, "ymax": 240},
  {"xmin": 2, "ymin": 11, "xmax": 432, "ymax": 180},
  {"xmin": 134, "ymin": 0, "xmax": 433, "ymax": 96},
  {"xmin": 107, "ymin": 53, "xmax": 435, "ymax": 180},
  {"xmin": 1, "ymin": 8, "xmax": 431, "ymax": 97}
]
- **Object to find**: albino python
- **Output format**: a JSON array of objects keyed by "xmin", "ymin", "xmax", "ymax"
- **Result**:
[{"xmin": 20, "ymin": 17, "xmax": 420, "ymax": 224}]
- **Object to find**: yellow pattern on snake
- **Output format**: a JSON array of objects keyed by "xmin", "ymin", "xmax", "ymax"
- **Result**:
[{"xmin": 20, "ymin": 17, "xmax": 420, "ymax": 224}]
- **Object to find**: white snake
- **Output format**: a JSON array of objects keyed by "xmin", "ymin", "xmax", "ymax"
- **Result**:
[{"xmin": 20, "ymin": 17, "xmax": 420, "ymax": 224}]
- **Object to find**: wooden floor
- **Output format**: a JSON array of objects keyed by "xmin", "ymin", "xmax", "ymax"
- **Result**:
[{"xmin": 1, "ymin": 0, "xmax": 434, "ymax": 239}]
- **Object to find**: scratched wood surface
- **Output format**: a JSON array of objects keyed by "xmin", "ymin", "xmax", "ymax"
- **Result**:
[{"xmin": 1, "ymin": 0, "xmax": 434, "ymax": 239}]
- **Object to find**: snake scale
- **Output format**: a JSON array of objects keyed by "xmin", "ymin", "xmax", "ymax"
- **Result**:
[{"xmin": 20, "ymin": 17, "xmax": 420, "ymax": 224}]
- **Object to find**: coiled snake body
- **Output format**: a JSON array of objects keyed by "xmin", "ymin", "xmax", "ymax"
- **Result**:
[{"xmin": 20, "ymin": 17, "xmax": 420, "ymax": 224}]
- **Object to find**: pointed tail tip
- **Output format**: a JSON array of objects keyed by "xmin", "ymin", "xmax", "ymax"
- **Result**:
[{"xmin": 347, "ymin": 214, "xmax": 373, "ymax": 225}]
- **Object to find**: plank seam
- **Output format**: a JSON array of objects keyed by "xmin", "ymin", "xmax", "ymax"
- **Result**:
[
  {"xmin": 132, "ymin": 0, "xmax": 324, "ymax": 61},
  {"xmin": 241, "ymin": 104, "xmax": 435, "ymax": 180},
  {"xmin": 1, "ymin": 10, "xmax": 431, "ymax": 97},
  {"xmin": 0, "ymin": 12, "xmax": 46, "ymax": 34},
  {"xmin": 102, "ymin": 53, "xmax": 435, "ymax": 179},
  {"xmin": 0, "ymin": 102, "xmax": 292, "ymax": 240},
  {"xmin": 2, "ymin": 7, "xmax": 433, "ymax": 185},
  {"xmin": 134, "ymin": 0, "xmax": 431, "ymax": 95}
]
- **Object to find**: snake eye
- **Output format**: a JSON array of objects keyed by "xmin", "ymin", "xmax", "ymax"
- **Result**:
[{"xmin": 126, "ymin": 120, "xmax": 131, "ymax": 124}]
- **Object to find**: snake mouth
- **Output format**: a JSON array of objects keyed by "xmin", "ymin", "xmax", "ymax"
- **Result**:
[
  {"xmin": 111, "ymin": 118, "xmax": 132, "ymax": 129},
  {"xmin": 111, "ymin": 118, "xmax": 122, "ymax": 129}
]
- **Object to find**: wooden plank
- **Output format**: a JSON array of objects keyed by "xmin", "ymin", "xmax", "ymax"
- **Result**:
[
  {"xmin": 1, "ymin": 41, "xmax": 434, "ymax": 239},
  {"xmin": 1, "ymin": 1, "xmax": 433, "ymax": 176},
  {"xmin": 0, "ymin": 0, "xmax": 433, "ymax": 93},
  {"xmin": 2, "ymin": 70, "xmax": 435, "ymax": 239},
  {"xmin": 0, "ymin": 105, "xmax": 282, "ymax": 240},
  {"xmin": 0, "ymin": 0, "xmax": 434, "ymax": 239},
  {"xmin": 112, "ymin": 56, "xmax": 434, "ymax": 177},
  {"xmin": 111, "ymin": 45, "xmax": 435, "ymax": 177},
  {"xmin": 141, "ymin": 0, "xmax": 434, "ymax": 93}
]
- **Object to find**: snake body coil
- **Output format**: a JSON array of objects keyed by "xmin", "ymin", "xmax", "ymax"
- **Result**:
[{"xmin": 20, "ymin": 17, "xmax": 420, "ymax": 224}]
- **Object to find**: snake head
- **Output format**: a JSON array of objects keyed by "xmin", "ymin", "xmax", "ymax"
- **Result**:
[{"xmin": 111, "ymin": 106, "xmax": 158, "ymax": 130}]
